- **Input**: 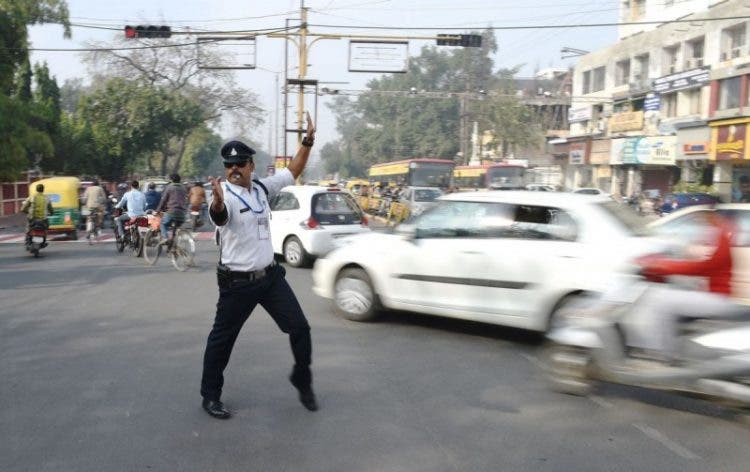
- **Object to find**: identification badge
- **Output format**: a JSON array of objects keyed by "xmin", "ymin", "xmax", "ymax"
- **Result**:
[{"xmin": 258, "ymin": 216, "xmax": 270, "ymax": 240}]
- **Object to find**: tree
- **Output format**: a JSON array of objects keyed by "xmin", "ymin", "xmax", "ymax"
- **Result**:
[
  {"xmin": 0, "ymin": 0, "xmax": 70, "ymax": 180},
  {"xmin": 83, "ymin": 37, "xmax": 264, "ymax": 174}
]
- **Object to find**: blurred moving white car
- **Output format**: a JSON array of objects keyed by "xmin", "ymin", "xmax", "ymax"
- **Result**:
[
  {"xmin": 270, "ymin": 185, "xmax": 371, "ymax": 267},
  {"xmin": 313, "ymin": 191, "xmax": 662, "ymax": 331},
  {"xmin": 648, "ymin": 203, "xmax": 750, "ymax": 302},
  {"xmin": 526, "ymin": 183, "xmax": 556, "ymax": 192}
]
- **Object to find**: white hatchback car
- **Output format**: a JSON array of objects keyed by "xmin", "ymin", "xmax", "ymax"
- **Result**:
[
  {"xmin": 313, "ymin": 191, "xmax": 663, "ymax": 332},
  {"xmin": 270, "ymin": 185, "xmax": 371, "ymax": 267}
]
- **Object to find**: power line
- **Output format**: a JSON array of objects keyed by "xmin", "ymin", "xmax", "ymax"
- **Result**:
[{"xmin": 307, "ymin": 15, "xmax": 750, "ymax": 31}]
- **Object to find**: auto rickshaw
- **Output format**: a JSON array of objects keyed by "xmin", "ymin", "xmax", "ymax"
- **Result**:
[
  {"xmin": 345, "ymin": 179, "xmax": 370, "ymax": 196},
  {"xmin": 30, "ymin": 176, "xmax": 81, "ymax": 240}
]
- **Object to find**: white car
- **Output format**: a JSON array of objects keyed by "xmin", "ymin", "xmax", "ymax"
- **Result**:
[
  {"xmin": 270, "ymin": 185, "xmax": 371, "ymax": 267},
  {"xmin": 648, "ymin": 203, "xmax": 750, "ymax": 302},
  {"xmin": 573, "ymin": 187, "xmax": 609, "ymax": 196},
  {"xmin": 313, "ymin": 191, "xmax": 662, "ymax": 332},
  {"xmin": 397, "ymin": 187, "xmax": 443, "ymax": 217},
  {"xmin": 526, "ymin": 184, "xmax": 556, "ymax": 192}
]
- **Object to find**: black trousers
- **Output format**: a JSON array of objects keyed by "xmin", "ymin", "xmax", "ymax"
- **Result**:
[{"xmin": 200, "ymin": 263, "xmax": 312, "ymax": 402}]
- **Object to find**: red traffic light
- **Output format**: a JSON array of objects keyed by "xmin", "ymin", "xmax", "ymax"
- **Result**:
[{"xmin": 123, "ymin": 24, "xmax": 171, "ymax": 39}]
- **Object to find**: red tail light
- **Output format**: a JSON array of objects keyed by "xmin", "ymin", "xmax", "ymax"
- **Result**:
[
  {"xmin": 30, "ymin": 229, "xmax": 45, "ymax": 236},
  {"xmin": 361, "ymin": 215, "xmax": 369, "ymax": 226},
  {"xmin": 301, "ymin": 217, "xmax": 322, "ymax": 229}
]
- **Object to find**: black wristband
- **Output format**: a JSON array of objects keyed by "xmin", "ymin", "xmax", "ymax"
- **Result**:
[{"xmin": 301, "ymin": 137, "xmax": 314, "ymax": 147}]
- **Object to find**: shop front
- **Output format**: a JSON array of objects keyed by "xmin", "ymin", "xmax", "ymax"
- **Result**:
[
  {"xmin": 675, "ymin": 121, "xmax": 712, "ymax": 187},
  {"xmin": 565, "ymin": 137, "xmax": 591, "ymax": 189},
  {"xmin": 610, "ymin": 136, "xmax": 676, "ymax": 197},
  {"xmin": 589, "ymin": 138, "xmax": 612, "ymax": 192},
  {"xmin": 710, "ymin": 118, "xmax": 750, "ymax": 202}
]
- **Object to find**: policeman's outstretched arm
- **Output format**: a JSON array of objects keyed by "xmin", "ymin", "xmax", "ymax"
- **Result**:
[
  {"xmin": 208, "ymin": 176, "xmax": 228, "ymax": 226},
  {"xmin": 287, "ymin": 112, "xmax": 316, "ymax": 179}
]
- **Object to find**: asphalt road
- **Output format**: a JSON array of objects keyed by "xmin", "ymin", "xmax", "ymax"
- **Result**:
[{"xmin": 2, "ymin": 241, "xmax": 750, "ymax": 471}]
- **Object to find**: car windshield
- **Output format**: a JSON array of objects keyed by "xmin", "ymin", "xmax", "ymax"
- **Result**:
[
  {"xmin": 575, "ymin": 189, "xmax": 600, "ymax": 195},
  {"xmin": 597, "ymin": 201, "xmax": 649, "ymax": 236},
  {"xmin": 414, "ymin": 189, "xmax": 442, "ymax": 202},
  {"xmin": 312, "ymin": 192, "xmax": 364, "ymax": 225}
]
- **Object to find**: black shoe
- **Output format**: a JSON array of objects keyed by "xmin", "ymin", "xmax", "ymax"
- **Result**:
[
  {"xmin": 289, "ymin": 374, "xmax": 318, "ymax": 411},
  {"xmin": 298, "ymin": 389, "xmax": 318, "ymax": 411},
  {"xmin": 202, "ymin": 399, "xmax": 231, "ymax": 419}
]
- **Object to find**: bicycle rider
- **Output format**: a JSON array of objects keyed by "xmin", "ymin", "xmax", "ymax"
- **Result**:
[
  {"xmin": 82, "ymin": 179, "xmax": 107, "ymax": 233},
  {"xmin": 157, "ymin": 173, "xmax": 188, "ymax": 243}
]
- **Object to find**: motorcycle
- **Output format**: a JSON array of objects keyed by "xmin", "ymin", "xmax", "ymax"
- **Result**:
[
  {"xmin": 544, "ymin": 273, "xmax": 750, "ymax": 413},
  {"xmin": 113, "ymin": 209, "xmax": 149, "ymax": 257},
  {"xmin": 25, "ymin": 220, "xmax": 48, "ymax": 258}
]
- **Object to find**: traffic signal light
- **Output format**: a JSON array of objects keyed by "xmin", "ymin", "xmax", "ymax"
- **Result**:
[
  {"xmin": 124, "ymin": 25, "xmax": 172, "ymax": 39},
  {"xmin": 436, "ymin": 34, "xmax": 482, "ymax": 48}
]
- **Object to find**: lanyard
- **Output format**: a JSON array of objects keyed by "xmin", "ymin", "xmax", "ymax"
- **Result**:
[{"xmin": 224, "ymin": 184, "xmax": 265, "ymax": 214}]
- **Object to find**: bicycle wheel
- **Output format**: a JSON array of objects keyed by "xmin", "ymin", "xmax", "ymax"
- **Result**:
[
  {"xmin": 142, "ymin": 229, "xmax": 162, "ymax": 265},
  {"xmin": 171, "ymin": 230, "xmax": 195, "ymax": 271},
  {"xmin": 131, "ymin": 230, "xmax": 143, "ymax": 257}
]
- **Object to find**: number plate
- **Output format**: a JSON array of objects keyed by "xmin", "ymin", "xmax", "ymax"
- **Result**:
[{"xmin": 32, "ymin": 236, "xmax": 44, "ymax": 243}]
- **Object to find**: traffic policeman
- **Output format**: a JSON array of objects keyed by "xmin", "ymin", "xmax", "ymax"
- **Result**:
[{"xmin": 200, "ymin": 113, "xmax": 317, "ymax": 419}]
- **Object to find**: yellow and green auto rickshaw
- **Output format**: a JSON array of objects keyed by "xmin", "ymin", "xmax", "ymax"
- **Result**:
[{"xmin": 30, "ymin": 176, "xmax": 81, "ymax": 240}]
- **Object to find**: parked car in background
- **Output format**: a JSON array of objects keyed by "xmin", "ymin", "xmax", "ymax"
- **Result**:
[
  {"xmin": 526, "ymin": 183, "xmax": 556, "ymax": 192},
  {"xmin": 270, "ymin": 185, "xmax": 371, "ymax": 268},
  {"xmin": 648, "ymin": 203, "xmax": 750, "ymax": 302},
  {"xmin": 657, "ymin": 192, "xmax": 720, "ymax": 216},
  {"xmin": 572, "ymin": 187, "xmax": 608, "ymax": 196},
  {"xmin": 313, "ymin": 191, "xmax": 664, "ymax": 331},
  {"xmin": 398, "ymin": 186, "xmax": 443, "ymax": 218}
]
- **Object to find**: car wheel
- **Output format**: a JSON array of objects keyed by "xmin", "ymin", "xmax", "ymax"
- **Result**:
[
  {"xmin": 333, "ymin": 268, "xmax": 380, "ymax": 322},
  {"xmin": 283, "ymin": 236, "xmax": 310, "ymax": 268}
]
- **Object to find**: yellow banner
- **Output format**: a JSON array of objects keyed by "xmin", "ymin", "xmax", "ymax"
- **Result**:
[{"xmin": 609, "ymin": 111, "xmax": 644, "ymax": 133}]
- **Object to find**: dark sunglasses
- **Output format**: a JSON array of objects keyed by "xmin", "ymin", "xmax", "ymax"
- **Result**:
[{"xmin": 224, "ymin": 160, "xmax": 251, "ymax": 169}]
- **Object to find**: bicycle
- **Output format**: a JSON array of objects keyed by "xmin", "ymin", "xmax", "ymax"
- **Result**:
[
  {"xmin": 83, "ymin": 208, "xmax": 103, "ymax": 245},
  {"xmin": 142, "ymin": 213, "xmax": 195, "ymax": 271}
]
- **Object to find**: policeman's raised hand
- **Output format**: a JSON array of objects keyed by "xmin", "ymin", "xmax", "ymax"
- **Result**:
[
  {"xmin": 208, "ymin": 176, "xmax": 225, "ymax": 209},
  {"xmin": 305, "ymin": 111, "xmax": 316, "ymax": 140}
]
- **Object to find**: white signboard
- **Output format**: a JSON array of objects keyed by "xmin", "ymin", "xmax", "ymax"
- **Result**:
[
  {"xmin": 568, "ymin": 106, "xmax": 592, "ymax": 123},
  {"xmin": 197, "ymin": 36, "xmax": 256, "ymax": 70},
  {"xmin": 348, "ymin": 41, "xmax": 409, "ymax": 73}
]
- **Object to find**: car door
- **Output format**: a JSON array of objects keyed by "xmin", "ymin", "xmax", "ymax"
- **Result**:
[
  {"xmin": 391, "ymin": 200, "xmax": 522, "ymax": 320},
  {"xmin": 718, "ymin": 209, "xmax": 750, "ymax": 301},
  {"xmin": 269, "ymin": 191, "xmax": 302, "ymax": 253}
]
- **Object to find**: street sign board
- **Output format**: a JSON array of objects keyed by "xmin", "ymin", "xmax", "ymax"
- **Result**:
[{"xmin": 348, "ymin": 40, "xmax": 409, "ymax": 73}]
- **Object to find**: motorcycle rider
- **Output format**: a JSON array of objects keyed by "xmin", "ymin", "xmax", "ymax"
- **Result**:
[
  {"xmin": 144, "ymin": 182, "xmax": 162, "ymax": 212},
  {"xmin": 20, "ymin": 183, "xmax": 54, "ymax": 246},
  {"xmin": 633, "ymin": 210, "xmax": 738, "ymax": 358},
  {"xmin": 82, "ymin": 179, "xmax": 107, "ymax": 232},
  {"xmin": 114, "ymin": 180, "xmax": 146, "ymax": 238},
  {"xmin": 157, "ymin": 173, "xmax": 188, "ymax": 242}
]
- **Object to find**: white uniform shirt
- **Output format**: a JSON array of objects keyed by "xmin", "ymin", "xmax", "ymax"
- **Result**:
[{"xmin": 212, "ymin": 168, "xmax": 295, "ymax": 271}]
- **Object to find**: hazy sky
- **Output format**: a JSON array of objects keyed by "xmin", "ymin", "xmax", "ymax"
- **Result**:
[{"xmin": 28, "ymin": 0, "xmax": 622, "ymax": 158}]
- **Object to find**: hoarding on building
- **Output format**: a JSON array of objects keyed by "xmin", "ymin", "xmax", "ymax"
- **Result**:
[
  {"xmin": 589, "ymin": 138, "xmax": 611, "ymax": 165},
  {"xmin": 653, "ymin": 66, "xmax": 710, "ymax": 94},
  {"xmin": 609, "ymin": 110, "xmax": 644, "ymax": 133},
  {"xmin": 618, "ymin": 136, "xmax": 676, "ymax": 165},
  {"xmin": 711, "ymin": 119, "xmax": 749, "ymax": 160},
  {"xmin": 644, "ymin": 93, "xmax": 661, "ymax": 111},
  {"xmin": 568, "ymin": 106, "xmax": 592, "ymax": 123},
  {"xmin": 569, "ymin": 141, "xmax": 589, "ymax": 165}
]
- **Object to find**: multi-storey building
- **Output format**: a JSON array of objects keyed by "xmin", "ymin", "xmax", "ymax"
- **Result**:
[{"xmin": 565, "ymin": 0, "xmax": 749, "ymax": 201}]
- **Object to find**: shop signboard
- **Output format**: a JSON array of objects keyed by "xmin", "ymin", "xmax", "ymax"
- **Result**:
[
  {"xmin": 644, "ymin": 93, "xmax": 661, "ymax": 111},
  {"xmin": 653, "ymin": 66, "xmax": 710, "ymax": 94},
  {"xmin": 610, "ymin": 138, "xmax": 625, "ymax": 165},
  {"xmin": 619, "ymin": 136, "xmax": 676, "ymax": 165},
  {"xmin": 609, "ymin": 110, "xmax": 644, "ymax": 133},
  {"xmin": 713, "ymin": 122, "xmax": 747, "ymax": 160},
  {"xmin": 568, "ymin": 106, "xmax": 592, "ymax": 123},
  {"xmin": 569, "ymin": 142, "xmax": 588, "ymax": 165}
]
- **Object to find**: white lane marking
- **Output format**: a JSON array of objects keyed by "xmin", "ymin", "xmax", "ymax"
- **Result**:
[
  {"xmin": 632, "ymin": 423, "xmax": 701, "ymax": 460},
  {"xmin": 519, "ymin": 352, "xmax": 544, "ymax": 369},
  {"xmin": 589, "ymin": 395, "xmax": 614, "ymax": 409}
]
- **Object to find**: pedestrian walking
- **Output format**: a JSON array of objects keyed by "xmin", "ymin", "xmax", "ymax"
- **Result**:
[{"xmin": 200, "ymin": 113, "xmax": 317, "ymax": 419}]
